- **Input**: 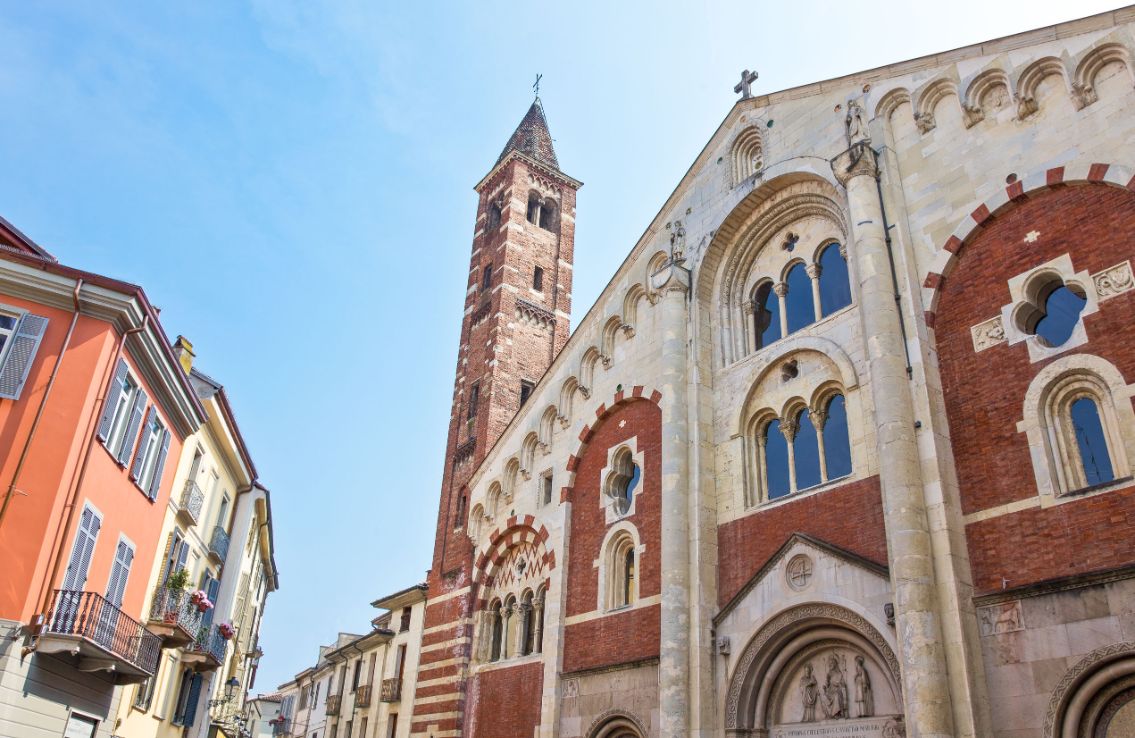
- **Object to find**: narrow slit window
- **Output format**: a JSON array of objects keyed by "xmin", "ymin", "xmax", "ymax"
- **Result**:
[{"xmin": 533, "ymin": 266, "xmax": 544, "ymax": 291}]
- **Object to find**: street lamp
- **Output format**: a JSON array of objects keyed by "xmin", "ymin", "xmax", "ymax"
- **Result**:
[{"xmin": 208, "ymin": 676, "xmax": 241, "ymax": 708}]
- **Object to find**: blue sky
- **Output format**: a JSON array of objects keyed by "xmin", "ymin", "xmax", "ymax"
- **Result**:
[{"xmin": 0, "ymin": 1, "xmax": 1124, "ymax": 692}]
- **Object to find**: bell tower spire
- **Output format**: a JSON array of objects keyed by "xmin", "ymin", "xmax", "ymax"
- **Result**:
[{"xmin": 411, "ymin": 100, "xmax": 581, "ymax": 737}]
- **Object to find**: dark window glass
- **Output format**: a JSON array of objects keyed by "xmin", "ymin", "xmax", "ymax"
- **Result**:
[
  {"xmin": 527, "ymin": 195, "xmax": 540, "ymax": 224},
  {"xmin": 487, "ymin": 203, "xmax": 501, "ymax": 230},
  {"xmin": 482, "ymin": 265, "xmax": 493, "ymax": 291},
  {"xmin": 1033, "ymin": 283, "xmax": 1086, "ymax": 347},
  {"xmin": 520, "ymin": 380, "xmax": 535, "ymax": 407},
  {"xmin": 753, "ymin": 282, "xmax": 781, "ymax": 350},
  {"xmin": 794, "ymin": 408, "xmax": 822, "ymax": 490},
  {"xmin": 623, "ymin": 548, "xmax": 635, "ymax": 605},
  {"xmin": 1071, "ymin": 397, "xmax": 1115, "ymax": 487},
  {"xmin": 533, "ymin": 266, "xmax": 544, "ymax": 291},
  {"xmin": 785, "ymin": 263, "xmax": 814, "ymax": 334},
  {"xmin": 542, "ymin": 474, "xmax": 553, "ymax": 505},
  {"xmin": 818, "ymin": 244, "xmax": 852, "ymax": 316},
  {"xmin": 622, "ymin": 464, "xmax": 641, "ymax": 507},
  {"xmin": 823, "ymin": 394, "xmax": 853, "ymax": 479},
  {"xmin": 764, "ymin": 419, "xmax": 790, "ymax": 500},
  {"xmin": 466, "ymin": 384, "xmax": 479, "ymax": 421}
]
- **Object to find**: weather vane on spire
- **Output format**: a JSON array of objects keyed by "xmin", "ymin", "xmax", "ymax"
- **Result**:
[{"xmin": 533, "ymin": 73, "xmax": 543, "ymax": 99}]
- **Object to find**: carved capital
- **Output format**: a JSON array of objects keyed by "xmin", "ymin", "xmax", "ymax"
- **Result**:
[
  {"xmin": 831, "ymin": 142, "xmax": 878, "ymax": 187},
  {"xmin": 779, "ymin": 417, "xmax": 798, "ymax": 442},
  {"xmin": 809, "ymin": 408, "xmax": 828, "ymax": 431},
  {"xmin": 1016, "ymin": 94, "xmax": 1038, "ymax": 120},
  {"xmin": 772, "ymin": 281, "xmax": 788, "ymax": 299},
  {"xmin": 913, "ymin": 111, "xmax": 936, "ymax": 134},
  {"xmin": 962, "ymin": 104, "xmax": 984, "ymax": 129},
  {"xmin": 1071, "ymin": 81, "xmax": 1097, "ymax": 110},
  {"xmin": 839, "ymin": 242, "xmax": 848, "ymax": 260},
  {"xmin": 805, "ymin": 263, "xmax": 822, "ymax": 281},
  {"xmin": 620, "ymin": 322, "xmax": 635, "ymax": 338}
]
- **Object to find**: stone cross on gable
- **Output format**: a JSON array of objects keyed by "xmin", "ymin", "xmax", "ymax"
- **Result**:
[
  {"xmin": 533, "ymin": 73, "xmax": 542, "ymax": 98},
  {"xmin": 734, "ymin": 69, "xmax": 758, "ymax": 99}
]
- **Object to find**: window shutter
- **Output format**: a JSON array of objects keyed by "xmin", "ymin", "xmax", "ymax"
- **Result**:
[
  {"xmin": 160, "ymin": 531, "xmax": 177, "ymax": 583},
  {"xmin": 147, "ymin": 429, "xmax": 171, "ymax": 499},
  {"xmin": 175, "ymin": 538, "xmax": 189, "ymax": 572},
  {"xmin": 97, "ymin": 359, "xmax": 129, "ymax": 441},
  {"xmin": 105, "ymin": 540, "xmax": 134, "ymax": 607},
  {"xmin": 63, "ymin": 507, "xmax": 101, "ymax": 591},
  {"xmin": 183, "ymin": 673, "xmax": 203, "ymax": 727},
  {"xmin": 0, "ymin": 313, "xmax": 49, "ymax": 400},
  {"xmin": 121, "ymin": 392, "xmax": 150, "ymax": 467},
  {"xmin": 201, "ymin": 576, "xmax": 221, "ymax": 629}
]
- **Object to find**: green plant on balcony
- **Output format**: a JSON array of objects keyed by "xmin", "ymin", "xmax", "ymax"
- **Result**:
[{"xmin": 167, "ymin": 567, "xmax": 190, "ymax": 592}]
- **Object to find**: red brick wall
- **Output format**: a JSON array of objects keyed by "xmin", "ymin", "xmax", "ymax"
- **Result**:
[
  {"xmin": 934, "ymin": 183, "xmax": 1135, "ymax": 593},
  {"xmin": 562, "ymin": 604, "xmax": 661, "ymax": 674},
  {"xmin": 716, "ymin": 477, "xmax": 887, "ymax": 607},
  {"xmin": 466, "ymin": 661, "xmax": 543, "ymax": 738},
  {"xmin": 565, "ymin": 400, "xmax": 663, "ymax": 617}
]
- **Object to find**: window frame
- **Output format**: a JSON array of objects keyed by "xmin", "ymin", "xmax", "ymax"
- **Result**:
[
  {"xmin": 105, "ymin": 372, "xmax": 141, "ymax": 458},
  {"xmin": 133, "ymin": 411, "xmax": 167, "ymax": 493}
]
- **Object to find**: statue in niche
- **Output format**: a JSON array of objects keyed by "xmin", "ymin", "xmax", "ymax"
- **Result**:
[
  {"xmin": 854, "ymin": 654, "xmax": 874, "ymax": 717},
  {"xmin": 799, "ymin": 663, "xmax": 819, "ymax": 722},
  {"xmin": 846, "ymin": 99, "xmax": 869, "ymax": 146},
  {"xmin": 820, "ymin": 653, "xmax": 850, "ymax": 719},
  {"xmin": 668, "ymin": 220, "xmax": 686, "ymax": 261}
]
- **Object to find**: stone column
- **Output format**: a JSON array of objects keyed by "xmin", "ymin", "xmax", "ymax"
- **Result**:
[
  {"xmin": 832, "ymin": 143, "xmax": 955, "ymax": 738},
  {"xmin": 780, "ymin": 415, "xmax": 799, "ymax": 494},
  {"xmin": 650, "ymin": 256, "xmax": 692, "ymax": 738},
  {"xmin": 773, "ymin": 281, "xmax": 789, "ymax": 337},
  {"xmin": 533, "ymin": 593, "xmax": 545, "ymax": 654},
  {"xmin": 806, "ymin": 262, "xmax": 823, "ymax": 321}
]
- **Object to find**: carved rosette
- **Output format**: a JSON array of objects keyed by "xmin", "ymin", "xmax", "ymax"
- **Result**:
[
  {"xmin": 1092, "ymin": 261, "xmax": 1134, "ymax": 301},
  {"xmin": 970, "ymin": 316, "xmax": 1007, "ymax": 352}
]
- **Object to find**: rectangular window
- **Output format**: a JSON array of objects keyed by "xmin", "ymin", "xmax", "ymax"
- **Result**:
[
  {"xmin": 106, "ymin": 373, "xmax": 141, "ymax": 459},
  {"xmin": 387, "ymin": 713, "xmax": 397, "ymax": 738},
  {"xmin": 360, "ymin": 717, "xmax": 368, "ymax": 738},
  {"xmin": 541, "ymin": 472, "xmax": 553, "ymax": 506},
  {"xmin": 62, "ymin": 504, "xmax": 102, "ymax": 591},
  {"xmin": 520, "ymin": 380, "xmax": 535, "ymax": 407},
  {"xmin": 482, "ymin": 264, "xmax": 493, "ymax": 291},
  {"xmin": 532, "ymin": 266, "xmax": 544, "ymax": 291},
  {"xmin": 104, "ymin": 537, "xmax": 135, "ymax": 607},
  {"xmin": 400, "ymin": 607, "xmax": 412, "ymax": 633},
  {"xmin": 130, "ymin": 411, "xmax": 170, "ymax": 498},
  {"xmin": 0, "ymin": 309, "xmax": 49, "ymax": 401},
  {"xmin": 352, "ymin": 659, "xmax": 361, "ymax": 691},
  {"xmin": 345, "ymin": 720, "xmax": 352, "ymax": 738},
  {"xmin": 63, "ymin": 712, "xmax": 99, "ymax": 738},
  {"xmin": 396, "ymin": 644, "xmax": 407, "ymax": 680}
]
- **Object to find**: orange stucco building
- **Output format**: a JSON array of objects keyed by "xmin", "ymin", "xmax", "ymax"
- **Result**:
[{"xmin": 0, "ymin": 217, "xmax": 206, "ymax": 737}]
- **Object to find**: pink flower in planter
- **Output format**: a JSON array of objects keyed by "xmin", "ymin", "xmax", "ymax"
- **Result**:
[{"xmin": 218, "ymin": 622, "xmax": 236, "ymax": 640}]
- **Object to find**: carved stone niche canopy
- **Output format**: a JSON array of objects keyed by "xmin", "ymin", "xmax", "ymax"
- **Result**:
[{"xmin": 725, "ymin": 604, "xmax": 903, "ymax": 737}]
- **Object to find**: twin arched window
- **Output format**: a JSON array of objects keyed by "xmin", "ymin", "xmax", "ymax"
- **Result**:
[
  {"xmin": 752, "ymin": 243, "xmax": 852, "ymax": 351},
  {"xmin": 760, "ymin": 393, "xmax": 852, "ymax": 501},
  {"xmin": 527, "ymin": 192, "xmax": 558, "ymax": 231}
]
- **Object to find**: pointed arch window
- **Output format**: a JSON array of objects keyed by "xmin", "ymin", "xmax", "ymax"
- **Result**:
[
  {"xmin": 818, "ymin": 243, "xmax": 852, "ymax": 316},
  {"xmin": 784, "ymin": 263, "xmax": 814, "ymax": 334},
  {"xmin": 752, "ymin": 282, "xmax": 781, "ymax": 350}
]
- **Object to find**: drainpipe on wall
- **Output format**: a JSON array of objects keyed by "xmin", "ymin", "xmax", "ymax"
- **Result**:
[
  {"xmin": 0, "ymin": 279, "xmax": 85, "ymax": 530},
  {"xmin": 32, "ymin": 312, "xmax": 149, "ymax": 627}
]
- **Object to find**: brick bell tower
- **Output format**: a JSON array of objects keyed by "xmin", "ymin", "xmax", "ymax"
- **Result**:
[{"xmin": 412, "ymin": 98, "xmax": 580, "ymax": 737}]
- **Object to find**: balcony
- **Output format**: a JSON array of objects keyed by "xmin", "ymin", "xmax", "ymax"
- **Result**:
[
  {"xmin": 146, "ymin": 586, "xmax": 203, "ymax": 647},
  {"xmin": 380, "ymin": 677, "xmax": 402, "ymax": 703},
  {"xmin": 37, "ymin": 589, "xmax": 161, "ymax": 684},
  {"xmin": 325, "ymin": 694, "xmax": 341, "ymax": 716},
  {"xmin": 271, "ymin": 718, "xmax": 292, "ymax": 737},
  {"xmin": 208, "ymin": 525, "xmax": 230, "ymax": 564},
  {"xmin": 355, "ymin": 684, "xmax": 372, "ymax": 708},
  {"xmin": 183, "ymin": 625, "xmax": 227, "ymax": 672},
  {"xmin": 177, "ymin": 479, "xmax": 206, "ymax": 526}
]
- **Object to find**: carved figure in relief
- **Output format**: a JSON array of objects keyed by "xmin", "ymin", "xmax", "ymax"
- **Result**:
[
  {"xmin": 799, "ymin": 663, "xmax": 819, "ymax": 722},
  {"xmin": 846, "ymin": 99, "xmax": 869, "ymax": 146},
  {"xmin": 821, "ymin": 653, "xmax": 850, "ymax": 719},
  {"xmin": 854, "ymin": 655, "xmax": 874, "ymax": 717}
]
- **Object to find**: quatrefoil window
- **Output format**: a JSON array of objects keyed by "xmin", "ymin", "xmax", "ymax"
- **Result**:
[{"xmin": 1015, "ymin": 275, "xmax": 1087, "ymax": 348}]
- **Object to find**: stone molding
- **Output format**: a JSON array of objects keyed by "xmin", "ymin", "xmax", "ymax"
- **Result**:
[{"xmin": 1043, "ymin": 641, "xmax": 1135, "ymax": 737}]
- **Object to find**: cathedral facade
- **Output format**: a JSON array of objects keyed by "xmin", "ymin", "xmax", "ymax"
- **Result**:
[{"xmin": 408, "ymin": 7, "xmax": 1135, "ymax": 738}]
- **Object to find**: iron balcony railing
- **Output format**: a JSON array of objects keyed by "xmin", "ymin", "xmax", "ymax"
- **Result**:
[
  {"xmin": 272, "ymin": 717, "xmax": 292, "ymax": 736},
  {"xmin": 178, "ymin": 479, "xmax": 205, "ymax": 525},
  {"xmin": 325, "ymin": 694, "xmax": 342, "ymax": 716},
  {"xmin": 209, "ymin": 525, "xmax": 230, "ymax": 562},
  {"xmin": 148, "ymin": 586, "xmax": 204, "ymax": 635},
  {"xmin": 189, "ymin": 624, "xmax": 227, "ymax": 665},
  {"xmin": 355, "ymin": 684, "xmax": 372, "ymax": 708},
  {"xmin": 380, "ymin": 677, "xmax": 402, "ymax": 703},
  {"xmin": 43, "ymin": 589, "xmax": 161, "ymax": 675}
]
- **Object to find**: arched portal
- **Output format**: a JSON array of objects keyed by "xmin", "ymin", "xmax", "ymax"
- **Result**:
[
  {"xmin": 724, "ymin": 603, "xmax": 905, "ymax": 735},
  {"xmin": 1044, "ymin": 642, "xmax": 1135, "ymax": 737},
  {"xmin": 586, "ymin": 710, "xmax": 647, "ymax": 738}
]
